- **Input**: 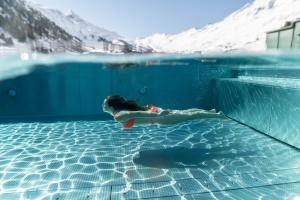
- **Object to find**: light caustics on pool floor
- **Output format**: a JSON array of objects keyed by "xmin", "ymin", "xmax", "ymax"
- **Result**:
[{"xmin": 0, "ymin": 119, "xmax": 300, "ymax": 200}]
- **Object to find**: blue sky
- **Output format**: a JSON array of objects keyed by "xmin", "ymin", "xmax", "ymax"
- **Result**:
[{"xmin": 31, "ymin": 0, "xmax": 252, "ymax": 39}]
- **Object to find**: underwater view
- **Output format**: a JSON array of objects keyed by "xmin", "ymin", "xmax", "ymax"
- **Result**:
[
  {"xmin": 1, "ymin": 0, "xmax": 300, "ymax": 199},
  {"xmin": 0, "ymin": 53, "xmax": 300, "ymax": 200}
]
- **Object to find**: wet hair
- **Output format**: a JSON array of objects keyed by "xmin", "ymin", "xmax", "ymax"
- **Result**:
[{"xmin": 106, "ymin": 95, "xmax": 147, "ymax": 112}]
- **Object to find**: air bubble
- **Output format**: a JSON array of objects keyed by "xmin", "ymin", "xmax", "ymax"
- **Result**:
[{"xmin": 8, "ymin": 88, "xmax": 17, "ymax": 97}]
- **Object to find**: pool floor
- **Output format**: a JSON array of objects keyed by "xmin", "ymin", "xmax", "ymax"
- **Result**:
[{"xmin": 0, "ymin": 118, "xmax": 300, "ymax": 199}]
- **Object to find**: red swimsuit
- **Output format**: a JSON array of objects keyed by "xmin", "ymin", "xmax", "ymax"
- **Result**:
[{"xmin": 122, "ymin": 106, "xmax": 159, "ymax": 129}]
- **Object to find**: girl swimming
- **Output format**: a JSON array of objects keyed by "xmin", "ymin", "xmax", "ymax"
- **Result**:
[{"xmin": 102, "ymin": 95, "xmax": 225, "ymax": 129}]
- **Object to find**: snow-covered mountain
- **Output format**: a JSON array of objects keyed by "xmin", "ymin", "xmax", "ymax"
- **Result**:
[
  {"xmin": 0, "ymin": 0, "xmax": 148, "ymax": 53},
  {"xmin": 32, "ymin": 4, "xmax": 130, "ymax": 53},
  {"xmin": 0, "ymin": 0, "xmax": 82, "ymax": 53},
  {"xmin": 136, "ymin": 0, "xmax": 300, "ymax": 53},
  {"xmin": 39, "ymin": 8, "xmax": 122, "ymax": 41}
]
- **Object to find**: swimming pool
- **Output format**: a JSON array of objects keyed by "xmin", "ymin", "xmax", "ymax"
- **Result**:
[{"xmin": 0, "ymin": 53, "xmax": 300, "ymax": 199}]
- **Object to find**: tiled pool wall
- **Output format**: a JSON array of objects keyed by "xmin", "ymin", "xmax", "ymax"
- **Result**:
[
  {"xmin": 0, "ymin": 59, "xmax": 231, "ymax": 120},
  {"xmin": 215, "ymin": 68, "xmax": 300, "ymax": 149}
]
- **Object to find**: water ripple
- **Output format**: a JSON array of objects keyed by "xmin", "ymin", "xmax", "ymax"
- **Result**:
[{"xmin": 0, "ymin": 119, "xmax": 299, "ymax": 199}]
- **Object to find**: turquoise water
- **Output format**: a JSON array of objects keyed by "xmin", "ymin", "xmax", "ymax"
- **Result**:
[
  {"xmin": 0, "ymin": 119, "xmax": 300, "ymax": 199},
  {"xmin": 0, "ymin": 53, "xmax": 300, "ymax": 199}
]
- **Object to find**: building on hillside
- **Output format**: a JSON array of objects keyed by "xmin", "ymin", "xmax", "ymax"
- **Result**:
[{"xmin": 266, "ymin": 19, "xmax": 300, "ymax": 49}]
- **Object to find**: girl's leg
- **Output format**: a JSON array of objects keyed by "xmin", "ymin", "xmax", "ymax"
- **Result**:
[
  {"xmin": 174, "ymin": 108, "xmax": 205, "ymax": 115},
  {"xmin": 178, "ymin": 109, "xmax": 218, "ymax": 116},
  {"xmin": 156, "ymin": 110, "xmax": 225, "ymax": 125}
]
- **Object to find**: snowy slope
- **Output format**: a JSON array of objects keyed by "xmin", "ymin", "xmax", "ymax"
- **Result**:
[
  {"xmin": 136, "ymin": 0, "xmax": 300, "ymax": 53},
  {"xmin": 35, "ymin": 6, "xmax": 122, "ymax": 41},
  {"xmin": 31, "ymin": 4, "xmax": 129, "ymax": 52},
  {"xmin": 0, "ymin": 0, "xmax": 83, "ymax": 53},
  {"xmin": 0, "ymin": 28, "xmax": 17, "ymax": 53},
  {"xmin": 0, "ymin": 28, "xmax": 13, "ymax": 46},
  {"xmin": 0, "ymin": 0, "xmax": 141, "ymax": 53}
]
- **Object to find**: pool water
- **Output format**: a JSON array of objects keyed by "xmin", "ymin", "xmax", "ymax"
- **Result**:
[
  {"xmin": 0, "ymin": 118, "xmax": 300, "ymax": 199},
  {"xmin": 1, "ymin": 52, "xmax": 300, "ymax": 199}
]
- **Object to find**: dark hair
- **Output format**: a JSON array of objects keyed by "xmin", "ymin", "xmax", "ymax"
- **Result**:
[{"xmin": 106, "ymin": 95, "xmax": 146, "ymax": 112}]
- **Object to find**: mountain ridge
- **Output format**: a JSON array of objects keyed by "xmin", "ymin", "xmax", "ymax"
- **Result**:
[
  {"xmin": 0, "ymin": 0, "xmax": 146, "ymax": 53},
  {"xmin": 0, "ymin": 0, "xmax": 82, "ymax": 53},
  {"xmin": 136, "ymin": 0, "xmax": 300, "ymax": 53}
]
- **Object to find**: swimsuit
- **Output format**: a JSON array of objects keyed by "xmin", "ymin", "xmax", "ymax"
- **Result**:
[
  {"xmin": 123, "ymin": 118, "xmax": 136, "ymax": 129},
  {"xmin": 120, "ymin": 106, "xmax": 160, "ymax": 129}
]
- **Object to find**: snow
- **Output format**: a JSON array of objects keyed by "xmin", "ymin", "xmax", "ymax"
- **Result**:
[
  {"xmin": 28, "ymin": 2, "xmax": 124, "ymax": 52},
  {"xmin": 0, "ymin": 0, "xmax": 139, "ymax": 53},
  {"xmin": 0, "ymin": 46, "xmax": 17, "ymax": 53},
  {"xmin": 34, "ymin": 6, "xmax": 122, "ymax": 42},
  {"xmin": 136, "ymin": 0, "xmax": 300, "ymax": 53},
  {"xmin": 18, "ymin": 0, "xmax": 132, "ymax": 53}
]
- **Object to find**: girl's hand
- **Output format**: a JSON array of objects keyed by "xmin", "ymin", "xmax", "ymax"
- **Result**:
[
  {"xmin": 114, "ymin": 111, "xmax": 130, "ymax": 122},
  {"xmin": 113, "ymin": 113, "xmax": 120, "ymax": 120}
]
